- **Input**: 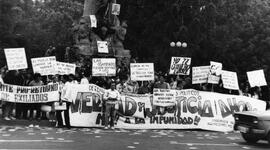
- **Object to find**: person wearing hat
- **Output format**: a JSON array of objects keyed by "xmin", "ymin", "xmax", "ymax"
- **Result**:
[{"xmin": 103, "ymin": 82, "xmax": 120, "ymax": 129}]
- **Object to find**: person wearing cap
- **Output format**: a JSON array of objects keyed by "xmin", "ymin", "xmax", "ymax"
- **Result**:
[{"xmin": 103, "ymin": 82, "xmax": 120, "ymax": 129}]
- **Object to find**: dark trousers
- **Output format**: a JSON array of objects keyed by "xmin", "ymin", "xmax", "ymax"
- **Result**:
[
  {"xmin": 56, "ymin": 103, "xmax": 70, "ymax": 127},
  {"xmin": 105, "ymin": 102, "xmax": 116, "ymax": 127},
  {"xmin": 15, "ymin": 103, "xmax": 28, "ymax": 119},
  {"xmin": 29, "ymin": 104, "xmax": 41, "ymax": 119},
  {"xmin": 3, "ymin": 102, "xmax": 14, "ymax": 118}
]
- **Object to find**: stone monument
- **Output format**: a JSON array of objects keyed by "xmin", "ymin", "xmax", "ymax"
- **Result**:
[{"xmin": 67, "ymin": 0, "xmax": 131, "ymax": 69}]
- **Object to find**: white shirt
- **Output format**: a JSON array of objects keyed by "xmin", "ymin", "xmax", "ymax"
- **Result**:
[
  {"xmin": 104, "ymin": 89, "xmax": 120, "ymax": 101},
  {"xmin": 0, "ymin": 75, "xmax": 4, "ymax": 84}
]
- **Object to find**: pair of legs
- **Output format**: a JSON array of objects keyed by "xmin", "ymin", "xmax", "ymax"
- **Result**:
[
  {"xmin": 56, "ymin": 103, "xmax": 70, "ymax": 128},
  {"xmin": 3, "ymin": 102, "xmax": 15, "ymax": 120},
  {"xmin": 15, "ymin": 103, "xmax": 28, "ymax": 119},
  {"xmin": 104, "ymin": 103, "xmax": 116, "ymax": 128}
]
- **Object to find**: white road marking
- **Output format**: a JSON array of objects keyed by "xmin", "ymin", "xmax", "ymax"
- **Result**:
[
  {"xmin": 169, "ymin": 142, "xmax": 240, "ymax": 147},
  {"xmin": 127, "ymin": 146, "xmax": 136, "ymax": 149},
  {"xmin": 0, "ymin": 140, "xmax": 73, "ymax": 143}
]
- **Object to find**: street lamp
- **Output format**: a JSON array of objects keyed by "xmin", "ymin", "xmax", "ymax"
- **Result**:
[{"xmin": 170, "ymin": 41, "xmax": 187, "ymax": 48}]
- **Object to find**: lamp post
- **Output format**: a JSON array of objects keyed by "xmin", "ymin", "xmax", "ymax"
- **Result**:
[{"xmin": 170, "ymin": 41, "xmax": 188, "ymax": 56}]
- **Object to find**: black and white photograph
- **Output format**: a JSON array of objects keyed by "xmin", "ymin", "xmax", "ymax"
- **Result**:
[{"xmin": 0, "ymin": 0, "xmax": 270, "ymax": 150}]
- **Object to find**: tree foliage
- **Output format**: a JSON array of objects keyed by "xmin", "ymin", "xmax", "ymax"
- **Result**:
[{"xmin": 1, "ymin": 0, "xmax": 270, "ymax": 83}]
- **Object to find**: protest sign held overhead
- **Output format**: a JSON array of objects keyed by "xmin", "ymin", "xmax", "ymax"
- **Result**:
[
  {"xmin": 111, "ymin": 3, "xmax": 121, "ymax": 15},
  {"xmin": 221, "ymin": 70, "xmax": 239, "ymax": 90},
  {"xmin": 4, "ymin": 48, "xmax": 28, "ymax": 70},
  {"xmin": 153, "ymin": 88, "xmax": 176, "ymax": 107},
  {"xmin": 192, "ymin": 66, "xmax": 210, "ymax": 84},
  {"xmin": 247, "ymin": 69, "xmax": 267, "ymax": 87},
  {"xmin": 89, "ymin": 15, "xmax": 97, "ymax": 28},
  {"xmin": 169, "ymin": 57, "xmax": 191, "ymax": 75},
  {"xmin": 56, "ymin": 61, "xmax": 76, "ymax": 75},
  {"xmin": 208, "ymin": 61, "xmax": 222, "ymax": 84},
  {"xmin": 31, "ymin": 56, "xmax": 57, "ymax": 76},
  {"xmin": 92, "ymin": 58, "xmax": 116, "ymax": 76},
  {"xmin": 130, "ymin": 63, "xmax": 154, "ymax": 81},
  {"xmin": 97, "ymin": 41, "xmax": 109, "ymax": 53}
]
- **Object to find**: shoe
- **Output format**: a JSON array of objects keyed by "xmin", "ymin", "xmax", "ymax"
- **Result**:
[
  {"xmin": 29, "ymin": 124, "xmax": 34, "ymax": 128},
  {"xmin": 111, "ymin": 126, "xmax": 115, "ymax": 130},
  {"xmin": 9, "ymin": 116, "xmax": 16, "ymax": 120},
  {"xmin": 3, "ymin": 117, "xmax": 11, "ymax": 121},
  {"xmin": 104, "ymin": 126, "xmax": 108, "ymax": 129}
]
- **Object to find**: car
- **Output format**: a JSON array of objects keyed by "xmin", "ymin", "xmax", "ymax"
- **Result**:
[{"xmin": 234, "ymin": 110, "xmax": 270, "ymax": 144}]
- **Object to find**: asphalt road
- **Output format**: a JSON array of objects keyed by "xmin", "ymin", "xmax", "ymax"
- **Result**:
[{"xmin": 0, "ymin": 120, "xmax": 269, "ymax": 150}]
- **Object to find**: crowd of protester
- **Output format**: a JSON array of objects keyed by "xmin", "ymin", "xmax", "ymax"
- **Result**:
[{"xmin": 0, "ymin": 64, "xmax": 270, "ymax": 129}]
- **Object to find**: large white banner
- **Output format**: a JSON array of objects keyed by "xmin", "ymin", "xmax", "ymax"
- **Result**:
[
  {"xmin": 0, "ymin": 83, "xmax": 59, "ymax": 103},
  {"xmin": 221, "ymin": 70, "xmax": 239, "ymax": 90},
  {"xmin": 4, "ymin": 48, "xmax": 28, "ymax": 70},
  {"xmin": 169, "ymin": 57, "xmax": 191, "ymax": 75},
  {"xmin": 64, "ymin": 84, "xmax": 266, "ymax": 132},
  {"xmin": 192, "ymin": 66, "xmax": 210, "ymax": 84},
  {"xmin": 56, "ymin": 61, "xmax": 76, "ymax": 75},
  {"xmin": 92, "ymin": 58, "xmax": 116, "ymax": 76},
  {"xmin": 208, "ymin": 61, "xmax": 222, "ymax": 84},
  {"xmin": 247, "ymin": 70, "xmax": 267, "ymax": 87},
  {"xmin": 130, "ymin": 63, "xmax": 154, "ymax": 81},
  {"xmin": 31, "ymin": 56, "xmax": 56, "ymax": 76}
]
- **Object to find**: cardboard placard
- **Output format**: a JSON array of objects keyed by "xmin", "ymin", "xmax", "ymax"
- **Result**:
[
  {"xmin": 4, "ymin": 48, "xmax": 28, "ymax": 70},
  {"xmin": 92, "ymin": 58, "xmax": 116, "ymax": 76},
  {"xmin": 111, "ymin": 3, "xmax": 121, "ymax": 15},
  {"xmin": 97, "ymin": 41, "xmax": 109, "ymax": 53},
  {"xmin": 192, "ymin": 66, "xmax": 210, "ymax": 84},
  {"xmin": 153, "ymin": 88, "xmax": 176, "ymax": 107},
  {"xmin": 130, "ymin": 63, "xmax": 154, "ymax": 81},
  {"xmin": 169, "ymin": 57, "xmax": 191, "ymax": 75},
  {"xmin": 208, "ymin": 61, "xmax": 222, "ymax": 84},
  {"xmin": 56, "ymin": 61, "xmax": 76, "ymax": 75},
  {"xmin": 89, "ymin": 15, "xmax": 97, "ymax": 28},
  {"xmin": 247, "ymin": 70, "xmax": 267, "ymax": 87},
  {"xmin": 221, "ymin": 70, "xmax": 239, "ymax": 90},
  {"xmin": 31, "ymin": 56, "xmax": 56, "ymax": 76}
]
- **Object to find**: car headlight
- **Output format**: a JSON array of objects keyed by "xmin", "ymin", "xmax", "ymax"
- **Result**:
[{"xmin": 253, "ymin": 118, "xmax": 258, "ymax": 124}]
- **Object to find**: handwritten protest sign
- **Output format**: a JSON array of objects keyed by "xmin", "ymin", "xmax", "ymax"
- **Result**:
[
  {"xmin": 92, "ymin": 58, "xmax": 116, "ymax": 76},
  {"xmin": 169, "ymin": 57, "xmax": 191, "ymax": 75},
  {"xmin": 192, "ymin": 66, "xmax": 210, "ymax": 84},
  {"xmin": 130, "ymin": 63, "xmax": 154, "ymax": 81},
  {"xmin": 153, "ymin": 89, "xmax": 176, "ymax": 107},
  {"xmin": 247, "ymin": 70, "xmax": 267, "ymax": 87},
  {"xmin": 56, "ymin": 61, "xmax": 76, "ymax": 75},
  {"xmin": 89, "ymin": 15, "xmax": 97, "ymax": 28},
  {"xmin": 111, "ymin": 3, "xmax": 121, "ymax": 15},
  {"xmin": 221, "ymin": 70, "xmax": 239, "ymax": 90},
  {"xmin": 31, "ymin": 56, "xmax": 56, "ymax": 76},
  {"xmin": 4, "ymin": 48, "xmax": 28, "ymax": 70},
  {"xmin": 97, "ymin": 41, "xmax": 109, "ymax": 53},
  {"xmin": 208, "ymin": 61, "xmax": 222, "ymax": 84}
]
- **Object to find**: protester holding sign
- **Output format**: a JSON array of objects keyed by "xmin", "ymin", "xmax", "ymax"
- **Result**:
[
  {"xmin": 103, "ymin": 82, "xmax": 120, "ymax": 129},
  {"xmin": 28, "ymin": 73, "xmax": 44, "ymax": 121},
  {"xmin": 56, "ymin": 75, "xmax": 71, "ymax": 129},
  {"xmin": 2, "ymin": 70, "xmax": 23, "ymax": 120}
]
